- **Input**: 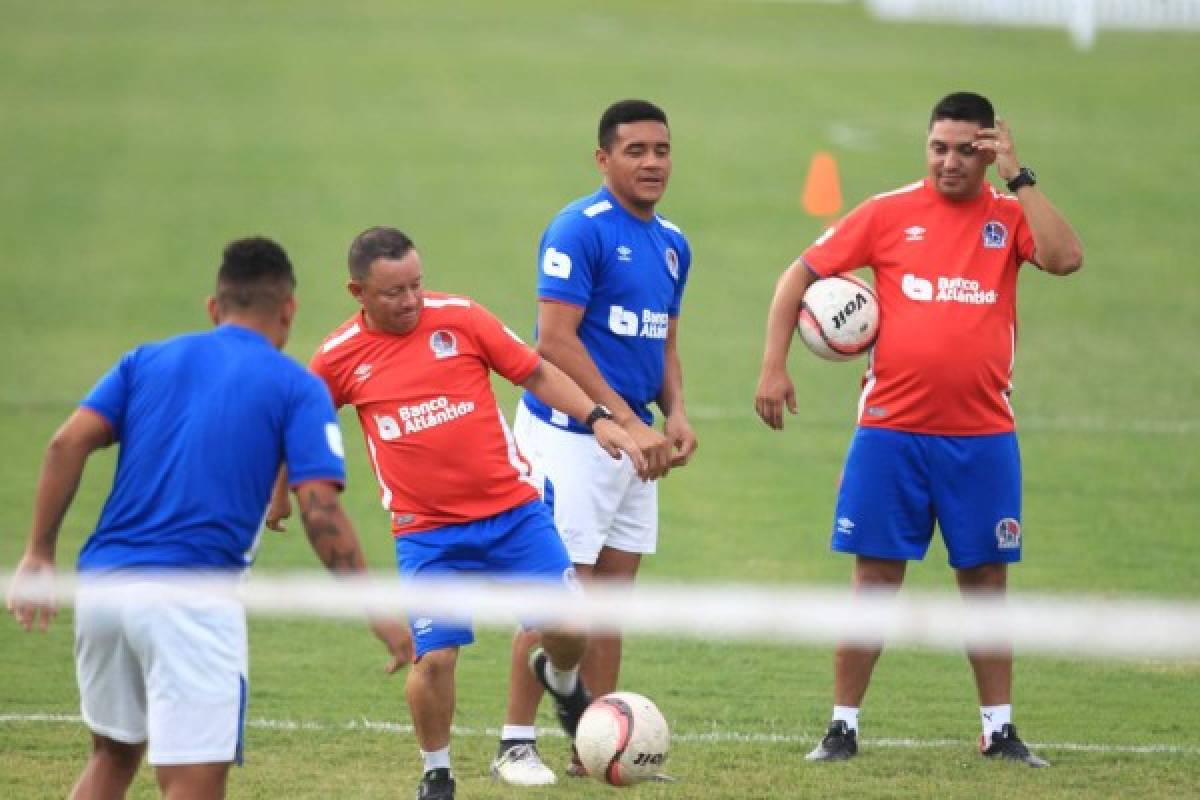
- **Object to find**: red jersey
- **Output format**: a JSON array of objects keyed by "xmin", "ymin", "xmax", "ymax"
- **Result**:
[
  {"xmin": 310, "ymin": 293, "xmax": 541, "ymax": 534},
  {"xmin": 803, "ymin": 178, "xmax": 1036, "ymax": 435}
]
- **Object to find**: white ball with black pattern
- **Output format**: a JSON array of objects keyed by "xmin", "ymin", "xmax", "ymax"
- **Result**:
[
  {"xmin": 797, "ymin": 275, "xmax": 880, "ymax": 362},
  {"xmin": 575, "ymin": 691, "xmax": 670, "ymax": 786}
]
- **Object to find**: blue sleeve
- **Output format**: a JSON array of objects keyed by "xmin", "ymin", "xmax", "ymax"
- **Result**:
[
  {"xmin": 536, "ymin": 213, "xmax": 598, "ymax": 307},
  {"xmin": 284, "ymin": 371, "xmax": 346, "ymax": 487},
  {"xmin": 668, "ymin": 234, "xmax": 692, "ymax": 318},
  {"xmin": 80, "ymin": 350, "xmax": 136, "ymax": 441}
]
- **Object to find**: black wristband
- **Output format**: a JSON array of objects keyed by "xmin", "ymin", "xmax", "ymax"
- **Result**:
[
  {"xmin": 584, "ymin": 404, "xmax": 615, "ymax": 431},
  {"xmin": 1006, "ymin": 167, "xmax": 1037, "ymax": 193}
]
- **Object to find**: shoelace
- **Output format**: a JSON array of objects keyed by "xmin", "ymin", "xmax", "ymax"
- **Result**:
[{"xmin": 501, "ymin": 742, "xmax": 539, "ymax": 763}]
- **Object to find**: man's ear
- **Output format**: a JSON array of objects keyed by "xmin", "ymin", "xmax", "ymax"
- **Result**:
[
  {"xmin": 281, "ymin": 295, "xmax": 297, "ymax": 329},
  {"xmin": 206, "ymin": 296, "xmax": 220, "ymax": 326},
  {"xmin": 348, "ymin": 279, "xmax": 364, "ymax": 302}
]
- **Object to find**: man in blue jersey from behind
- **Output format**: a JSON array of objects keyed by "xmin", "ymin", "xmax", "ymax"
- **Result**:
[
  {"xmin": 7, "ymin": 237, "xmax": 410, "ymax": 799},
  {"xmin": 493, "ymin": 99, "xmax": 699, "ymax": 785}
]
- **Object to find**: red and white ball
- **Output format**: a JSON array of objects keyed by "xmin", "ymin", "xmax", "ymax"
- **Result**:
[
  {"xmin": 796, "ymin": 274, "xmax": 880, "ymax": 361},
  {"xmin": 575, "ymin": 691, "xmax": 670, "ymax": 786}
]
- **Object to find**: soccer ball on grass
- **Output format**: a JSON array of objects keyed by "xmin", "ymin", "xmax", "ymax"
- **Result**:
[{"xmin": 574, "ymin": 691, "xmax": 670, "ymax": 786}]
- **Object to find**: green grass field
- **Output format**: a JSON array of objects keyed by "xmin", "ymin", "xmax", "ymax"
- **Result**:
[{"xmin": 2, "ymin": 1, "xmax": 1198, "ymax": 797}]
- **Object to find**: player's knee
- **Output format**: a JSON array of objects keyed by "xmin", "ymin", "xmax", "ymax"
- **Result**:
[
  {"xmin": 412, "ymin": 646, "xmax": 458, "ymax": 682},
  {"xmin": 513, "ymin": 628, "xmax": 541, "ymax": 648},
  {"xmin": 156, "ymin": 762, "xmax": 230, "ymax": 799},
  {"xmin": 854, "ymin": 556, "xmax": 906, "ymax": 587},
  {"xmin": 541, "ymin": 630, "xmax": 587, "ymax": 665},
  {"xmin": 956, "ymin": 561, "xmax": 1007, "ymax": 591},
  {"xmin": 91, "ymin": 735, "xmax": 144, "ymax": 772}
]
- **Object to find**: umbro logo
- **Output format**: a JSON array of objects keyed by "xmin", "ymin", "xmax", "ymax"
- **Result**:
[
  {"xmin": 354, "ymin": 364, "xmax": 372, "ymax": 382},
  {"xmin": 904, "ymin": 225, "xmax": 925, "ymax": 242},
  {"xmin": 616, "ymin": 245, "xmax": 633, "ymax": 262}
]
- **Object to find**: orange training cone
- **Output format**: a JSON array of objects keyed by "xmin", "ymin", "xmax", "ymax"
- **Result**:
[{"xmin": 802, "ymin": 151, "xmax": 843, "ymax": 219}]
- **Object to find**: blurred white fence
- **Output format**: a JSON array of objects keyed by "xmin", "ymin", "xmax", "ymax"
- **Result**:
[
  {"xmin": 6, "ymin": 571, "xmax": 1200, "ymax": 659},
  {"xmin": 866, "ymin": 0, "xmax": 1200, "ymax": 48}
]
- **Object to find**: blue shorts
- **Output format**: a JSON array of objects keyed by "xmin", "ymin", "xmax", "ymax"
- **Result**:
[
  {"xmin": 395, "ymin": 500, "xmax": 576, "ymax": 657},
  {"xmin": 831, "ymin": 428, "xmax": 1023, "ymax": 569}
]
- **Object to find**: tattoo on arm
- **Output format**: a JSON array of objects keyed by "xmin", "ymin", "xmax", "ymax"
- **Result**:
[
  {"xmin": 300, "ymin": 488, "xmax": 341, "ymax": 539},
  {"xmin": 298, "ymin": 486, "xmax": 364, "ymax": 573}
]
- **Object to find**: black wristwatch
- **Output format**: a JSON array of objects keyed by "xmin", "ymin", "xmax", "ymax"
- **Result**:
[
  {"xmin": 1006, "ymin": 167, "xmax": 1037, "ymax": 193},
  {"xmin": 584, "ymin": 404, "xmax": 615, "ymax": 431}
]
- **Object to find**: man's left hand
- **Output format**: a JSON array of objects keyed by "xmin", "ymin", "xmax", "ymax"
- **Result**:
[
  {"xmin": 593, "ymin": 419, "xmax": 651, "ymax": 480},
  {"xmin": 7, "ymin": 554, "xmax": 57, "ymax": 633},
  {"xmin": 370, "ymin": 618, "xmax": 414, "ymax": 674},
  {"xmin": 265, "ymin": 490, "xmax": 292, "ymax": 532},
  {"xmin": 664, "ymin": 414, "xmax": 698, "ymax": 468},
  {"xmin": 975, "ymin": 117, "xmax": 1021, "ymax": 182}
]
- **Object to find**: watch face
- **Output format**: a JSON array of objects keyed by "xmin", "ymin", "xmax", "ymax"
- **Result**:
[{"xmin": 1008, "ymin": 168, "xmax": 1035, "ymax": 190}]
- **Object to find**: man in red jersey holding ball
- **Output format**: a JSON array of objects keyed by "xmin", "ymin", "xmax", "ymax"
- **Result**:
[{"xmin": 755, "ymin": 92, "xmax": 1083, "ymax": 767}]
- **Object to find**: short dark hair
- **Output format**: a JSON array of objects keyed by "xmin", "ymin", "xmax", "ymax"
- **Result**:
[
  {"xmin": 598, "ymin": 99, "xmax": 669, "ymax": 151},
  {"xmin": 348, "ymin": 226, "xmax": 415, "ymax": 281},
  {"xmin": 930, "ymin": 91, "xmax": 995, "ymax": 129},
  {"xmin": 215, "ymin": 236, "xmax": 296, "ymax": 312}
]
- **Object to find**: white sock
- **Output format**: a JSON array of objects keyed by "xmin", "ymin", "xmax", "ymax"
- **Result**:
[
  {"xmin": 421, "ymin": 746, "xmax": 451, "ymax": 772},
  {"xmin": 981, "ymin": 704, "xmax": 1012, "ymax": 738},
  {"xmin": 501, "ymin": 725, "xmax": 537, "ymax": 742},
  {"xmin": 833, "ymin": 705, "xmax": 860, "ymax": 732},
  {"xmin": 544, "ymin": 661, "xmax": 579, "ymax": 696}
]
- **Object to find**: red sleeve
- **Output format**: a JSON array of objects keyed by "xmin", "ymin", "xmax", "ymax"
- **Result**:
[
  {"xmin": 801, "ymin": 198, "xmax": 878, "ymax": 277},
  {"xmin": 1013, "ymin": 209, "xmax": 1037, "ymax": 266},
  {"xmin": 308, "ymin": 348, "xmax": 346, "ymax": 409},
  {"xmin": 468, "ymin": 302, "xmax": 540, "ymax": 385}
]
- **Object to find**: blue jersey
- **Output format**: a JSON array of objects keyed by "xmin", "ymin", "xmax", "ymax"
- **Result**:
[
  {"xmin": 522, "ymin": 186, "xmax": 692, "ymax": 433},
  {"xmin": 76, "ymin": 324, "xmax": 346, "ymax": 573}
]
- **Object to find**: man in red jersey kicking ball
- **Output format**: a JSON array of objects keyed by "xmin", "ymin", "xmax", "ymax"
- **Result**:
[{"xmin": 304, "ymin": 226, "xmax": 647, "ymax": 800}]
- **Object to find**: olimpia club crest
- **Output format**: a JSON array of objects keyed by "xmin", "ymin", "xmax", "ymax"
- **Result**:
[
  {"xmin": 664, "ymin": 248, "xmax": 679, "ymax": 281},
  {"xmin": 429, "ymin": 330, "xmax": 458, "ymax": 359},
  {"xmin": 982, "ymin": 220, "xmax": 1008, "ymax": 249},
  {"xmin": 994, "ymin": 518, "xmax": 1021, "ymax": 549}
]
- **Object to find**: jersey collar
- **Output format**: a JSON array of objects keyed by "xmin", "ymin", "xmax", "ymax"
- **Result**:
[
  {"xmin": 357, "ymin": 309, "xmax": 423, "ymax": 340},
  {"xmin": 598, "ymin": 185, "xmax": 658, "ymax": 227},
  {"xmin": 922, "ymin": 177, "xmax": 992, "ymax": 209},
  {"xmin": 216, "ymin": 323, "xmax": 273, "ymax": 347}
]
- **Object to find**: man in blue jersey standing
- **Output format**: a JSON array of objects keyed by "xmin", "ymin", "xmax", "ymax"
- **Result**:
[
  {"xmin": 7, "ymin": 237, "xmax": 410, "ymax": 799},
  {"xmin": 493, "ymin": 99, "xmax": 698, "ymax": 785}
]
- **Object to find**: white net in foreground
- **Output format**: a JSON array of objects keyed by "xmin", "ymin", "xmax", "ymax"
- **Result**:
[{"xmin": 4, "ymin": 570, "xmax": 1199, "ymax": 660}]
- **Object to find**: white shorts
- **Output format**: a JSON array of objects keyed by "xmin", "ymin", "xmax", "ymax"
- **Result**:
[
  {"xmin": 514, "ymin": 403, "xmax": 658, "ymax": 564},
  {"xmin": 74, "ymin": 581, "xmax": 248, "ymax": 766}
]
